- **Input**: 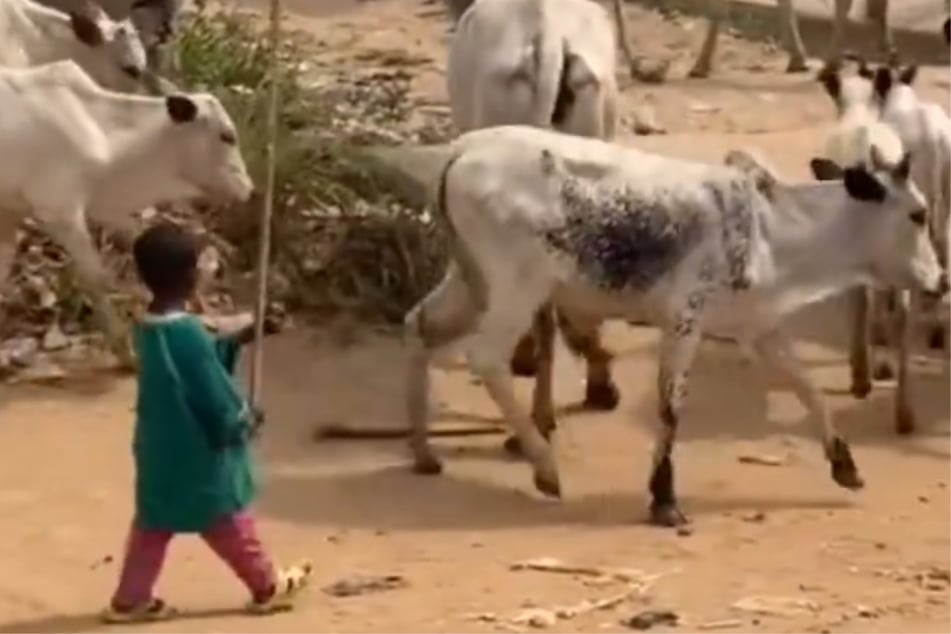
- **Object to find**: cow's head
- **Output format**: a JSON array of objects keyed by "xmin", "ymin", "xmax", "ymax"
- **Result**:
[
  {"xmin": 870, "ymin": 63, "xmax": 920, "ymax": 114},
  {"xmin": 816, "ymin": 56, "xmax": 877, "ymax": 115},
  {"xmin": 810, "ymin": 149, "xmax": 947, "ymax": 297},
  {"xmin": 68, "ymin": 0, "xmax": 148, "ymax": 91},
  {"xmin": 163, "ymin": 93, "xmax": 254, "ymax": 204}
]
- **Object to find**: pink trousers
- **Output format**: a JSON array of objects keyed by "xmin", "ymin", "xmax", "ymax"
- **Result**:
[{"xmin": 111, "ymin": 510, "xmax": 276, "ymax": 609}]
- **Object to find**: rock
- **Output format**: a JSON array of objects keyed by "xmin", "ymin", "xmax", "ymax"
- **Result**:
[
  {"xmin": 630, "ymin": 57, "xmax": 670, "ymax": 84},
  {"xmin": 631, "ymin": 105, "xmax": 666, "ymax": 136},
  {"xmin": 621, "ymin": 609, "xmax": 679, "ymax": 630},
  {"xmin": 855, "ymin": 604, "xmax": 877, "ymax": 618},
  {"xmin": 513, "ymin": 607, "xmax": 558, "ymax": 628},
  {"xmin": 0, "ymin": 337, "xmax": 39, "ymax": 368},
  {"xmin": 741, "ymin": 511, "xmax": 767, "ymax": 523},
  {"xmin": 42, "ymin": 324, "xmax": 69, "ymax": 351},
  {"xmin": 731, "ymin": 595, "xmax": 819, "ymax": 617},
  {"xmin": 14, "ymin": 355, "xmax": 66, "ymax": 384}
]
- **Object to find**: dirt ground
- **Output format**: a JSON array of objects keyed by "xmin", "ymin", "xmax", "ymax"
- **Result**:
[{"xmin": 0, "ymin": 1, "xmax": 949, "ymax": 632}]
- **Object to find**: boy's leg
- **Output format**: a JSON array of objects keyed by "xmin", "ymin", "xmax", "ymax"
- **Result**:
[
  {"xmin": 201, "ymin": 511, "xmax": 277, "ymax": 601},
  {"xmin": 111, "ymin": 520, "xmax": 174, "ymax": 609},
  {"xmin": 202, "ymin": 511, "xmax": 311, "ymax": 612}
]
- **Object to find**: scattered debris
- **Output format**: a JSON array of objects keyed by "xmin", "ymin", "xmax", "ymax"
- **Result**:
[
  {"xmin": 509, "ymin": 557, "xmax": 653, "ymax": 584},
  {"xmin": 322, "ymin": 574, "xmax": 408, "ymax": 597},
  {"xmin": 464, "ymin": 585, "xmax": 647, "ymax": 629},
  {"xmin": 737, "ymin": 453, "xmax": 785, "ymax": 467},
  {"xmin": 731, "ymin": 595, "xmax": 819, "ymax": 617},
  {"xmin": 90, "ymin": 554, "xmax": 114, "ymax": 570},
  {"xmin": 741, "ymin": 511, "xmax": 767, "ymax": 523},
  {"xmin": 697, "ymin": 619, "xmax": 743, "ymax": 630},
  {"xmin": 621, "ymin": 609, "xmax": 679, "ymax": 630},
  {"xmin": 855, "ymin": 604, "xmax": 878, "ymax": 618}
]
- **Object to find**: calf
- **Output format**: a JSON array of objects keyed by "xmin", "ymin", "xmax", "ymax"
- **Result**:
[
  {"xmin": 405, "ymin": 125, "xmax": 944, "ymax": 526},
  {"xmin": 448, "ymin": 0, "xmax": 622, "ymax": 421},
  {"xmin": 1, "ymin": 0, "xmax": 147, "ymax": 91},
  {"xmin": 0, "ymin": 60, "xmax": 252, "ymax": 364}
]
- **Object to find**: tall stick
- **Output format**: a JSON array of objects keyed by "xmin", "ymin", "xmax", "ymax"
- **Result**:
[{"xmin": 248, "ymin": 0, "xmax": 282, "ymax": 406}]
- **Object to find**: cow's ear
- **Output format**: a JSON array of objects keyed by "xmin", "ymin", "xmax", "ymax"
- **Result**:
[
  {"xmin": 873, "ymin": 66, "xmax": 893, "ymax": 101},
  {"xmin": 816, "ymin": 63, "xmax": 841, "ymax": 102},
  {"xmin": 69, "ymin": 11, "xmax": 104, "ymax": 47},
  {"xmin": 809, "ymin": 157, "xmax": 844, "ymax": 181},
  {"xmin": 166, "ymin": 95, "xmax": 198, "ymax": 123},
  {"xmin": 898, "ymin": 65, "xmax": 918, "ymax": 86},
  {"xmin": 843, "ymin": 167, "xmax": 887, "ymax": 202}
]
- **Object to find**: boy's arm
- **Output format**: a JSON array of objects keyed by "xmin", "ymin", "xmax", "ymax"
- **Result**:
[{"xmin": 171, "ymin": 319, "xmax": 251, "ymax": 449}]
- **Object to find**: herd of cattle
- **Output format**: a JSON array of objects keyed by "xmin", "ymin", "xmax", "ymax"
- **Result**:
[{"xmin": 0, "ymin": 0, "xmax": 947, "ymax": 526}]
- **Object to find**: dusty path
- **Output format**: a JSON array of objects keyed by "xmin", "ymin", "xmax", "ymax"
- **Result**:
[{"xmin": 0, "ymin": 0, "xmax": 948, "ymax": 632}]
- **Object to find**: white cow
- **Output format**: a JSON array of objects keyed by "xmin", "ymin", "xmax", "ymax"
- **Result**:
[
  {"xmin": 404, "ymin": 125, "xmax": 945, "ymax": 526},
  {"xmin": 448, "ymin": 0, "xmax": 622, "ymax": 419},
  {"xmin": 0, "ymin": 60, "xmax": 253, "ymax": 365},
  {"xmin": 1, "ymin": 0, "xmax": 147, "ymax": 91},
  {"xmin": 816, "ymin": 60, "xmax": 951, "ymax": 435}
]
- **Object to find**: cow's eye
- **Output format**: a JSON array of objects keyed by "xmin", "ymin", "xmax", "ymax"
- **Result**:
[
  {"xmin": 910, "ymin": 209, "xmax": 927, "ymax": 226},
  {"xmin": 219, "ymin": 131, "xmax": 237, "ymax": 145}
]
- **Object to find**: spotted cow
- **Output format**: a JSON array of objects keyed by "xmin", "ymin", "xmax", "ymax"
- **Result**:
[{"xmin": 404, "ymin": 125, "xmax": 946, "ymax": 526}]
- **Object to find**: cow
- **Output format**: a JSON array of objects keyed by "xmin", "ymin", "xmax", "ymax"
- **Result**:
[
  {"xmin": 447, "ymin": 0, "xmax": 623, "ymax": 426},
  {"xmin": 403, "ymin": 124, "xmax": 945, "ymax": 526},
  {"xmin": 0, "ymin": 0, "xmax": 148, "ymax": 91},
  {"xmin": 35, "ymin": 0, "xmax": 180, "ymax": 85},
  {"xmin": 0, "ymin": 60, "xmax": 253, "ymax": 366},
  {"xmin": 687, "ymin": 0, "xmax": 893, "ymax": 78},
  {"xmin": 816, "ymin": 59, "xmax": 951, "ymax": 435}
]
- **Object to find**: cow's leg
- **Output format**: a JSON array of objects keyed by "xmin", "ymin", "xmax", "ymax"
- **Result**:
[
  {"xmin": 776, "ymin": 0, "xmax": 809, "ymax": 72},
  {"xmin": 872, "ymin": 289, "xmax": 896, "ymax": 380},
  {"xmin": 556, "ymin": 309, "xmax": 619, "ymax": 410},
  {"xmin": 530, "ymin": 303, "xmax": 557, "ymax": 438},
  {"xmin": 405, "ymin": 264, "xmax": 479, "ymax": 475},
  {"xmin": 509, "ymin": 330, "xmax": 538, "ymax": 377},
  {"xmin": 469, "ymin": 295, "xmax": 561, "ymax": 498},
  {"xmin": 865, "ymin": 0, "xmax": 894, "ymax": 56},
  {"xmin": 611, "ymin": 0, "xmax": 638, "ymax": 78},
  {"xmin": 893, "ymin": 290, "xmax": 915, "ymax": 435},
  {"xmin": 848, "ymin": 286, "xmax": 873, "ymax": 399},
  {"xmin": 688, "ymin": 0, "xmax": 728, "ymax": 78},
  {"xmin": 753, "ymin": 329, "xmax": 864, "ymax": 489},
  {"xmin": 648, "ymin": 315, "xmax": 703, "ymax": 527},
  {"xmin": 39, "ymin": 209, "xmax": 134, "ymax": 368},
  {"xmin": 829, "ymin": 0, "xmax": 852, "ymax": 62}
]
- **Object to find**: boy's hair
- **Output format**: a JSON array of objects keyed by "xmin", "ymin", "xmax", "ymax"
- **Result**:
[{"xmin": 133, "ymin": 222, "xmax": 199, "ymax": 298}]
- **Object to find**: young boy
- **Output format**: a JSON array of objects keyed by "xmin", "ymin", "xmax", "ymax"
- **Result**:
[{"xmin": 103, "ymin": 221, "xmax": 310, "ymax": 623}]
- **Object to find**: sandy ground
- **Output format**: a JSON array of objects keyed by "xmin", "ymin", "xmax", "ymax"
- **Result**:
[{"xmin": 0, "ymin": 1, "xmax": 949, "ymax": 632}]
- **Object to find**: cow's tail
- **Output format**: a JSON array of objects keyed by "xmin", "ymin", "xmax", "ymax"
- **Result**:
[
  {"xmin": 528, "ymin": 0, "xmax": 572, "ymax": 129},
  {"xmin": 433, "ymin": 152, "xmax": 489, "ymax": 314}
]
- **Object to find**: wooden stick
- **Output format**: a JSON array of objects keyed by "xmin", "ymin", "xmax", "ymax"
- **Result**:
[
  {"xmin": 248, "ymin": 0, "xmax": 282, "ymax": 408},
  {"xmin": 315, "ymin": 421, "xmax": 506, "ymax": 440}
]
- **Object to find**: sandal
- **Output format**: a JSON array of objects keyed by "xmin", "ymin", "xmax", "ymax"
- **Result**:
[
  {"xmin": 101, "ymin": 598, "xmax": 177, "ymax": 624},
  {"xmin": 246, "ymin": 561, "xmax": 312, "ymax": 615}
]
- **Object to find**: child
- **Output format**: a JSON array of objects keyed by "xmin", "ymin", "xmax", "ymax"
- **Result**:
[{"xmin": 102, "ymin": 222, "xmax": 310, "ymax": 623}]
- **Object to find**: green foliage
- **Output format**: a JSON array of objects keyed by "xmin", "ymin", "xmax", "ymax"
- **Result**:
[{"xmin": 173, "ymin": 6, "xmax": 450, "ymax": 322}]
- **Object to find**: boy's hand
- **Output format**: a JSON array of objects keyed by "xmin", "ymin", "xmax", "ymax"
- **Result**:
[
  {"xmin": 234, "ymin": 304, "xmax": 286, "ymax": 346},
  {"xmin": 248, "ymin": 405, "xmax": 265, "ymax": 438}
]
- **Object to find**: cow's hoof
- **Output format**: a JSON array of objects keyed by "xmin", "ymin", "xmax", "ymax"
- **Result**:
[
  {"xmin": 785, "ymin": 58, "xmax": 809, "ymax": 73},
  {"xmin": 503, "ymin": 435, "xmax": 524, "ymax": 456},
  {"xmin": 895, "ymin": 405, "xmax": 916, "ymax": 436},
  {"xmin": 411, "ymin": 454, "xmax": 444, "ymax": 476},
  {"xmin": 927, "ymin": 327, "xmax": 946, "ymax": 351},
  {"xmin": 533, "ymin": 472, "xmax": 562, "ymax": 499},
  {"xmin": 687, "ymin": 65, "xmax": 710, "ymax": 79},
  {"xmin": 873, "ymin": 361, "xmax": 894, "ymax": 381},
  {"xmin": 509, "ymin": 355, "xmax": 538, "ymax": 378},
  {"xmin": 828, "ymin": 438, "xmax": 864, "ymax": 490},
  {"xmin": 649, "ymin": 502, "xmax": 689, "ymax": 527},
  {"xmin": 850, "ymin": 377, "xmax": 872, "ymax": 400},
  {"xmin": 583, "ymin": 380, "xmax": 620, "ymax": 411}
]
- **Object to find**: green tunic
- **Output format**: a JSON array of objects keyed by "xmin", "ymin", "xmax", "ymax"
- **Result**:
[{"xmin": 132, "ymin": 312, "xmax": 256, "ymax": 532}]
